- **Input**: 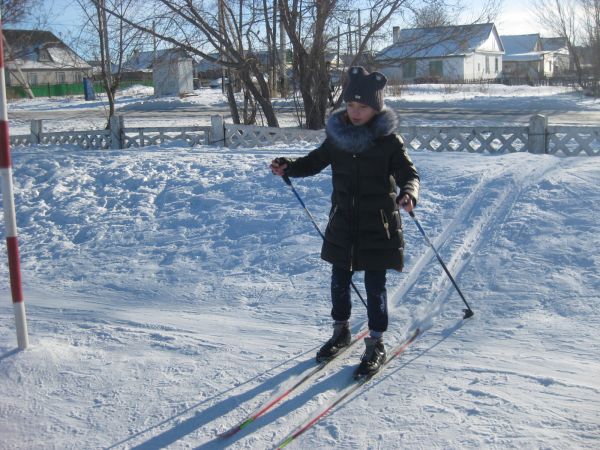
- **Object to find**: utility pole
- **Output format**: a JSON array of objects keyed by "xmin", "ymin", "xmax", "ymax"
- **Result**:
[
  {"xmin": 272, "ymin": 0, "xmax": 278, "ymax": 93},
  {"xmin": 279, "ymin": 3, "xmax": 287, "ymax": 96},
  {"xmin": 357, "ymin": 9, "xmax": 362, "ymax": 52},
  {"xmin": 347, "ymin": 18, "xmax": 353, "ymax": 56}
]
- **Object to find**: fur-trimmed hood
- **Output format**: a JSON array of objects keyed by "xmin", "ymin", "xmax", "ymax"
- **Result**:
[{"xmin": 325, "ymin": 107, "xmax": 398, "ymax": 154}]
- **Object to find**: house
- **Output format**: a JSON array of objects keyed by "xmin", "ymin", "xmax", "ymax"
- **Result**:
[
  {"xmin": 196, "ymin": 53, "xmax": 222, "ymax": 81},
  {"xmin": 121, "ymin": 49, "xmax": 163, "ymax": 82},
  {"xmin": 540, "ymin": 37, "xmax": 571, "ymax": 75},
  {"xmin": 3, "ymin": 29, "xmax": 92, "ymax": 87},
  {"xmin": 375, "ymin": 23, "xmax": 504, "ymax": 83},
  {"xmin": 500, "ymin": 34, "xmax": 571, "ymax": 80}
]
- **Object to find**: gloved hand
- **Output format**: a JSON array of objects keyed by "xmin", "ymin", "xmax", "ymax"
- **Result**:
[
  {"xmin": 397, "ymin": 193, "xmax": 415, "ymax": 213},
  {"xmin": 270, "ymin": 157, "xmax": 290, "ymax": 176}
]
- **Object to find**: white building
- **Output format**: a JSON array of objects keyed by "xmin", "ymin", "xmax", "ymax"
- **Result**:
[
  {"xmin": 501, "ymin": 34, "xmax": 571, "ymax": 80},
  {"xmin": 376, "ymin": 23, "xmax": 504, "ymax": 83},
  {"xmin": 153, "ymin": 49, "xmax": 194, "ymax": 97}
]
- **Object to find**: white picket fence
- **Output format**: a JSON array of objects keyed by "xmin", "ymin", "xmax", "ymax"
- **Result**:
[{"xmin": 9, "ymin": 114, "xmax": 600, "ymax": 156}]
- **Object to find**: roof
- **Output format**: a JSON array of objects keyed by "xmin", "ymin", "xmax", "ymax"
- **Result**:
[
  {"xmin": 123, "ymin": 49, "xmax": 171, "ymax": 72},
  {"xmin": 377, "ymin": 23, "xmax": 503, "ymax": 61},
  {"xmin": 503, "ymin": 52, "xmax": 543, "ymax": 62},
  {"xmin": 540, "ymin": 37, "xmax": 569, "ymax": 52},
  {"xmin": 500, "ymin": 34, "xmax": 569, "ymax": 62},
  {"xmin": 123, "ymin": 48, "xmax": 196, "ymax": 72},
  {"xmin": 500, "ymin": 34, "xmax": 541, "ymax": 55},
  {"xmin": 3, "ymin": 29, "xmax": 91, "ymax": 70}
]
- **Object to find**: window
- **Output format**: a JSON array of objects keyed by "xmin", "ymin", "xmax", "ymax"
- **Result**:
[
  {"xmin": 57, "ymin": 72, "xmax": 66, "ymax": 83},
  {"xmin": 38, "ymin": 49, "xmax": 51, "ymax": 62},
  {"xmin": 27, "ymin": 72, "xmax": 38, "ymax": 86},
  {"xmin": 485, "ymin": 56, "xmax": 490, "ymax": 74},
  {"xmin": 429, "ymin": 60, "xmax": 443, "ymax": 78},
  {"xmin": 495, "ymin": 57, "xmax": 499, "ymax": 73},
  {"xmin": 403, "ymin": 60, "xmax": 416, "ymax": 79}
]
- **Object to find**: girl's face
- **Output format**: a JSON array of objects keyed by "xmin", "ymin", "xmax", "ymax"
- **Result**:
[{"xmin": 346, "ymin": 102, "xmax": 378, "ymax": 126}]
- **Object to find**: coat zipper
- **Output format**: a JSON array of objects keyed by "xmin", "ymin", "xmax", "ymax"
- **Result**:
[{"xmin": 350, "ymin": 154, "xmax": 359, "ymax": 271}]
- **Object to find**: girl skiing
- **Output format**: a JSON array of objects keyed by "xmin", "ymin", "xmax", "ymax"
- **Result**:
[{"xmin": 271, "ymin": 66, "xmax": 419, "ymax": 378}]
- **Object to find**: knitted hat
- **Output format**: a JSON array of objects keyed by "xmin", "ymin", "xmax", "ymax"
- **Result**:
[{"xmin": 342, "ymin": 66, "xmax": 387, "ymax": 111}]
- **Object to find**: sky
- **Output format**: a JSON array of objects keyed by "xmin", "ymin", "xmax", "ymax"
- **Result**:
[{"xmin": 15, "ymin": 0, "xmax": 546, "ymax": 43}]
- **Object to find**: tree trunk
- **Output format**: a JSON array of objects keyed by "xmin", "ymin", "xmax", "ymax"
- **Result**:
[{"xmin": 225, "ymin": 77, "xmax": 241, "ymax": 124}]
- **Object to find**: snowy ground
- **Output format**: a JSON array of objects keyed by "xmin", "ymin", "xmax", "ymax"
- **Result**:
[{"xmin": 1, "ymin": 88, "xmax": 599, "ymax": 449}]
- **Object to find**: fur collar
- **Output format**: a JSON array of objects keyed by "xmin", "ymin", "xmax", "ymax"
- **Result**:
[{"xmin": 325, "ymin": 107, "xmax": 398, "ymax": 154}]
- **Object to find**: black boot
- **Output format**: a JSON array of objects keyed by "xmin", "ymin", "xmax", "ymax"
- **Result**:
[
  {"xmin": 354, "ymin": 337, "xmax": 386, "ymax": 379},
  {"xmin": 316, "ymin": 323, "xmax": 351, "ymax": 363}
]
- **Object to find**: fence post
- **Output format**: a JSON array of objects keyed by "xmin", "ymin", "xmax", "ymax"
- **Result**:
[
  {"xmin": 529, "ymin": 114, "xmax": 547, "ymax": 154},
  {"xmin": 30, "ymin": 119, "xmax": 42, "ymax": 144},
  {"xmin": 109, "ymin": 115, "xmax": 123, "ymax": 149},
  {"xmin": 211, "ymin": 114, "xmax": 225, "ymax": 146}
]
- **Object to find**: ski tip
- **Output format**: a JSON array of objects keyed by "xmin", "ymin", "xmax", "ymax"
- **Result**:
[{"xmin": 218, "ymin": 429, "xmax": 236, "ymax": 439}]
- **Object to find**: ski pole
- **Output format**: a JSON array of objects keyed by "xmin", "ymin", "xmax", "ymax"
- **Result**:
[
  {"xmin": 408, "ymin": 211, "xmax": 474, "ymax": 319},
  {"xmin": 282, "ymin": 175, "xmax": 368, "ymax": 309}
]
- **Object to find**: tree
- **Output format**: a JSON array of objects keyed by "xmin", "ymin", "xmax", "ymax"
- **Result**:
[
  {"xmin": 413, "ymin": 0, "xmax": 453, "ymax": 28},
  {"xmin": 532, "ymin": 0, "xmax": 587, "ymax": 85},
  {"xmin": 0, "ymin": 0, "xmax": 38, "ymax": 24},
  {"xmin": 580, "ymin": 0, "xmax": 600, "ymax": 94},
  {"xmin": 279, "ymin": 0, "xmax": 502, "ymax": 129},
  {"xmin": 92, "ymin": 0, "xmax": 281, "ymax": 127},
  {"xmin": 77, "ymin": 0, "xmax": 145, "ymax": 123}
]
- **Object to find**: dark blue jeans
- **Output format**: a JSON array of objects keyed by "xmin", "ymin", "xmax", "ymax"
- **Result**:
[{"xmin": 330, "ymin": 265, "xmax": 388, "ymax": 333}]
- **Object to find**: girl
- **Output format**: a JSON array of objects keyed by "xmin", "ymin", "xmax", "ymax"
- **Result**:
[{"xmin": 271, "ymin": 66, "xmax": 419, "ymax": 378}]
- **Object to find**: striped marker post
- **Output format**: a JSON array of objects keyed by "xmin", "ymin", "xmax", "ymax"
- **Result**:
[{"xmin": 0, "ymin": 17, "xmax": 29, "ymax": 350}]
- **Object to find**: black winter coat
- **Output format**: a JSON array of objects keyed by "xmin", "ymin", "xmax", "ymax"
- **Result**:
[{"xmin": 284, "ymin": 108, "xmax": 419, "ymax": 272}]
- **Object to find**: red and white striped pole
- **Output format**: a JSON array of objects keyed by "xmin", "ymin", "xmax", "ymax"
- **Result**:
[{"xmin": 0, "ymin": 16, "xmax": 29, "ymax": 350}]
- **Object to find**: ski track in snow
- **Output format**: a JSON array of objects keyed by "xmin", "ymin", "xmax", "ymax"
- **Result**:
[{"xmin": 0, "ymin": 144, "xmax": 599, "ymax": 450}]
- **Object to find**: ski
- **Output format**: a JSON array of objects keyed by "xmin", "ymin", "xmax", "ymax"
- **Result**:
[
  {"xmin": 219, "ymin": 328, "xmax": 370, "ymax": 439},
  {"xmin": 275, "ymin": 327, "xmax": 421, "ymax": 449}
]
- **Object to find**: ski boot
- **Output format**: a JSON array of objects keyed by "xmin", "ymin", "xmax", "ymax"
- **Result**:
[
  {"xmin": 316, "ymin": 322, "xmax": 351, "ymax": 363},
  {"xmin": 354, "ymin": 337, "xmax": 386, "ymax": 379}
]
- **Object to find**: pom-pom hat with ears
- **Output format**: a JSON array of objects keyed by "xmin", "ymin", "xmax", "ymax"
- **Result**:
[{"xmin": 342, "ymin": 66, "xmax": 388, "ymax": 112}]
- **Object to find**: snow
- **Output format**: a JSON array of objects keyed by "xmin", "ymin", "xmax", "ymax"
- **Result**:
[{"xmin": 1, "ymin": 86, "xmax": 600, "ymax": 449}]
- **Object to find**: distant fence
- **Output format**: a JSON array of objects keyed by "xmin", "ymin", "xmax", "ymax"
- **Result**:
[
  {"xmin": 6, "ymin": 80, "xmax": 154, "ymax": 99},
  {"xmin": 8, "ymin": 114, "xmax": 600, "ymax": 156}
]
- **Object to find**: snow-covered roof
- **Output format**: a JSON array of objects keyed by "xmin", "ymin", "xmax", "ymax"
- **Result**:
[
  {"xmin": 3, "ymin": 29, "xmax": 91, "ymax": 70},
  {"xmin": 377, "ymin": 23, "xmax": 503, "ymax": 61},
  {"xmin": 197, "ymin": 54, "xmax": 221, "ymax": 73},
  {"xmin": 541, "ymin": 37, "xmax": 569, "ymax": 52},
  {"xmin": 123, "ymin": 48, "xmax": 196, "ymax": 72},
  {"xmin": 500, "ymin": 34, "xmax": 543, "ymax": 56},
  {"xmin": 503, "ymin": 52, "xmax": 543, "ymax": 62}
]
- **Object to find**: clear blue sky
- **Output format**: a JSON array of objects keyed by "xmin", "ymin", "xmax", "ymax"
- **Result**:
[{"xmin": 15, "ymin": 0, "xmax": 546, "ymax": 45}]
